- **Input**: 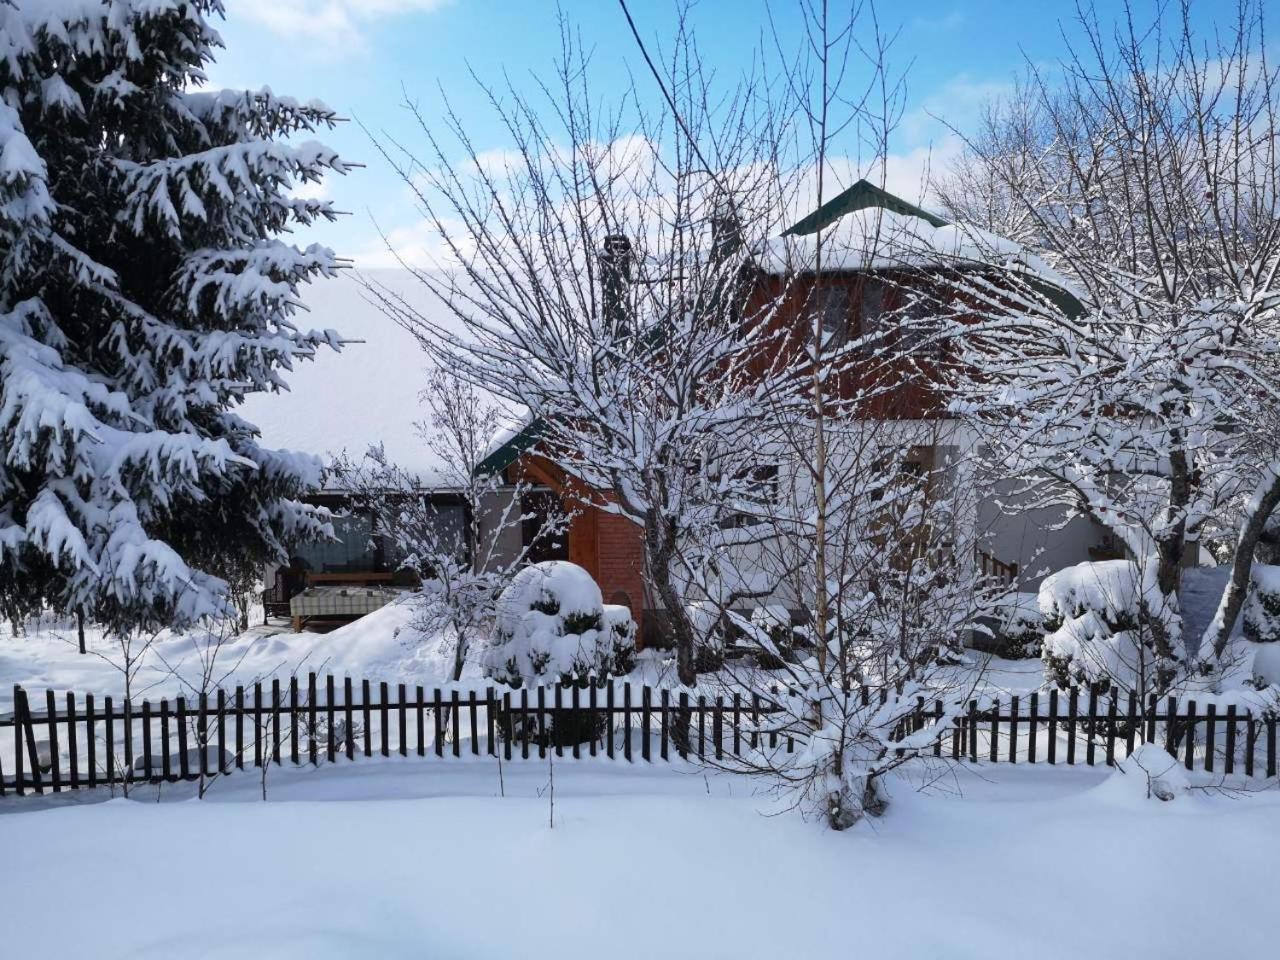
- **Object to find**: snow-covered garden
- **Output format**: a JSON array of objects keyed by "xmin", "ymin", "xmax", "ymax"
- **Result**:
[{"xmin": 5, "ymin": 0, "xmax": 1280, "ymax": 956}]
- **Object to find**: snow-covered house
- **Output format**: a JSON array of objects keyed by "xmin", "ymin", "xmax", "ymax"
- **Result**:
[
  {"xmin": 249, "ymin": 185, "xmax": 1176, "ymax": 643},
  {"xmin": 474, "ymin": 182, "xmax": 1130, "ymax": 644}
]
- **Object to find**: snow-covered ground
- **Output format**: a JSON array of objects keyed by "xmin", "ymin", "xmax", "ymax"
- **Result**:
[
  {"xmin": 0, "ymin": 565, "xmax": 1271, "ymax": 714},
  {"xmin": 0, "ymin": 596, "xmax": 479, "ymax": 713},
  {"xmin": 2, "ymin": 757, "xmax": 1276, "ymax": 959}
]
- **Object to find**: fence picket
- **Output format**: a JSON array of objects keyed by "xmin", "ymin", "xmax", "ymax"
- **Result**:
[
  {"xmin": 399, "ymin": 684, "xmax": 409, "ymax": 758},
  {"xmin": 1047, "ymin": 690, "xmax": 1058, "ymax": 765},
  {"xmin": 325, "ymin": 675, "xmax": 336, "ymax": 764},
  {"xmin": 343, "ymin": 677, "xmax": 355, "ymax": 761},
  {"xmin": 1105, "ymin": 691, "xmax": 1118, "ymax": 767},
  {"xmin": 268, "ymin": 680, "xmax": 281, "ymax": 773},
  {"xmin": 469, "ymin": 691, "xmax": 479, "ymax": 756},
  {"xmin": 641, "ymin": 686, "xmax": 650, "ymax": 762},
  {"xmin": 103, "ymin": 695, "xmax": 114, "ymax": 789},
  {"xmin": 86, "ymin": 693, "xmax": 97, "ymax": 789},
  {"xmin": 1184, "ymin": 700, "xmax": 1197, "ymax": 770},
  {"xmin": 380, "ymin": 681, "xmax": 390, "ymax": 758},
  {"xmin": 198, "ymin": 693, "xmax": 210, "ymax": 778},
  {"xmin": 176, "ymin": 697, "xmax": 190, "ymax": 780},
  {"xmin": 1205, "ymin": 703, "xmax": 1217, "ymax": 774},
  {"xmin": 486, "ymin": 687, "xmax": 496, "ymax": 757},
  {"xmin": 573, "ymin": 686, "xmax": 582, "ymax": 761},
  {"xmin": 623, "ymin": 685, "xmax": 632, "ymax": 762},
  {"xmin": 235, "ymin": 686, "xmax": 245, "ymax": 769},
  {"xmin": 46, "ymin": 690, "xmax": 62, "ymax": 792},
  {"xmin": 65, "ymin": 692, "xmax": 79, "ymax": 788},
  {"xmin": 969, "ymin": 700, "xmax": 979, "ymax": 763},
  {"xmin": 1066, "ymin": 687, "xmax": 1078, "ymax": 766},
  {"xmin": 1085, "ymin": 689, "xmax": 1097, "ymax": 766},
  {"xmin": 697, "ymin": 694, "xmax": 705, "ymax": 759},
  {"xmin": 361, "ymin": 680, "xmax": 372, "ymax": 758},
  {"xmin": 589, "ymin": 684, "xmax": 599, "ymax": 758},
  {"xmin": 1225, "ymin": 705, "xmax": 1237, "ymax": 776},
  {"xmin": 660, "ymin": 688, "xmax": 670, "ymax": 761},
  {"xmin": 13, "ymin": 687, "xmax": 24, "ymax": 796},
  {"xmin": 1008, "ymin": 696, "xmax": 1018, "ymax": 764},
  {"xmin": 451, "ymin": 690, "xmax": 461, "ymax": 759},
  {"xmin": 988, "ymin": 698, "xmax": 998, "ymax": 762},
  {"xmin": 1246, "ymin": 713, "xmax": 1256, "ymax": 777},
  {"xmin": 417, "ymin": 686, "xmax": 426, "ymax": 757},
  {"xmin": 1027, "ymin": 692, "xmax": 1038, "ymax": 764},
  {"xmin": 218, "ymin": 689, "xmax": 228, "ymax": 774},
  {"xmin": 554, "ymin": 685, "xmax": 563, "ymax": 759},
  {"xmin": 519, "ymin": 689, "xmax": 529, "ymax": 759},
  {"xmin": 1267, "ymin": 717, "xmax": 1276, "ymax": 777},
  {"xmin": 290, "ymin": 678, "xmax": 300, "ymax": 765},
  {"xmin": 253, "ymin": 683, "xmax": 263, "ymax": 768},
  {"xmin": 309, "ymin": 673, "xmax": 319, "ymax": 767},
  {"xmin": 11, "ymin": 677, "xmax": 1280, "ymax": 798}
]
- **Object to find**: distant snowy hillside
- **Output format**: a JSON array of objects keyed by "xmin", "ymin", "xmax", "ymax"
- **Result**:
[{"xmin": 237, "ymin": 269, "xmax": 461, "ymax": 483}]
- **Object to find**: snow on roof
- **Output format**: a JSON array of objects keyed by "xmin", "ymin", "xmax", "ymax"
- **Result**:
[
  {"xmin": 758, "ymin": 207, "xmax": 1026, "ymax": 275},
  {"xmin": 238, "ymin": 269, "xmax": 450, "ymax": 485}
]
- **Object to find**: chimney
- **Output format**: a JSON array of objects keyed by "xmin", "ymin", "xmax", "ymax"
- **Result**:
[{"xmin": 599, "ymin": 234, "xmax": 633, "ymax": 335}]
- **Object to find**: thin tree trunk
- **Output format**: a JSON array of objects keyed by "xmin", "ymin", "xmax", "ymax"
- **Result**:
[{"xmin": 1206, "ymin": 464, "xmax": 1280, "ymax": 661}]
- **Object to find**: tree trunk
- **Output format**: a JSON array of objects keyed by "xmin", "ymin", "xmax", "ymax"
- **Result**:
[
  {"xmin": 1205, "ymin": 466, "xmax": 1280, "ymax": 662},
  {"xmin": 643, "ymin": 509, "xmax": 696, "ymax": 754}
]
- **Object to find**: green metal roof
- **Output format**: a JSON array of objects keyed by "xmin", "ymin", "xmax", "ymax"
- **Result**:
[
  {"xmin": 782, "ymin": 179, "xmax": 949, "ymax": 236},
  {"xmin": 474, "ymin": 418, "xmax": 547, "ymax": 477}
]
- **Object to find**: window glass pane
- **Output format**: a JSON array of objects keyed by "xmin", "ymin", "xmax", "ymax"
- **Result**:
[
  {"xmin": 292, "ymin": 512, "xmax": 377, "ymax": 573},
  {"xmin": 859, "ymin": 279, "xmax": 886, "ymax": 342}
]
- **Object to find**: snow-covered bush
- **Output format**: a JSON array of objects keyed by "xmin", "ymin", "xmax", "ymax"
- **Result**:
[
  {"xmin": 1252, "ymin": 644, "xmax": 1280, "ymax": 689},
  {"xmin": 1039, "ymin": 561, "xmax": 1144, "ymax": 690},
  {"xmin": 1243, "ymin": 564, "xmax": 1280, "ymax": 643},
  {"xmin": 1100, "ymin": 744, "xmax": 1189, "ymax": 803},
  {"xmin": 484, "ymin": 562, "xmax": 635, "ymax": 686},
  {"xmin": 995, "ymin": 593, "xmax": 1043, "ymax": 659}
]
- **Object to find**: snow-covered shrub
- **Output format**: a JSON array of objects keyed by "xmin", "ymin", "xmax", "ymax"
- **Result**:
[
  {"xmin": 1252, "ymin": 644, "xmax": 1280, "ymax": 689},
  {"xmin": 995, "ymin": 593, "xmax": 1043, "ymax": 659},
  {"xmin": 1244, "ymin": 564, "xmax": 1280, "ymax": 643},
  {"xmin": 1039, "ymin": 561, "xmax": 1143, "ymax": 690},
  {"xmin": 485, "ymin": 562, "xmax": 636, "ymax": 747},
  {"xmin": 1100, "ymin": 744, "xmax": 1189, "ymax": 803},
  {"xmin": 485, "ymin": 562, "xmax": 634, "ymax": 686}
]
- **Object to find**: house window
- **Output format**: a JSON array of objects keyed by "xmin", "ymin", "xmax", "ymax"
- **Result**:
[
  {"xmin": 291, "ymin": 511, "xmax": 379, "ymax": 573},
  {"xmin": 807, "ymin": 285, "xmax": 851, "ymax": 346},
  {"xmin": 858, "ymin": 278, "xmax": 887, "ymax": 344},
  {"xmin": 897, "ymin": 291, "xmax": 942, "ymax": 355},
  {"xmin": 522, "ymin": 490, "xmax": 569, "ymax": 564}
]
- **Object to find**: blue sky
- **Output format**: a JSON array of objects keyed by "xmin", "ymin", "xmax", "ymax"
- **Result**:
[{"xmin": 208, "ymin": 0, "xmax": 1253, "ymax": 267}]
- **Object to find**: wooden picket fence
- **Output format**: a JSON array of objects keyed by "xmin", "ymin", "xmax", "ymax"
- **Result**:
[{"xmin": 0, "ymin": 679, "xmax": 1276, "ymax": 797}]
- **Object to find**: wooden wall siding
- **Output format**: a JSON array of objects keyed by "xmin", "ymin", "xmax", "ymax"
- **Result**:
[
  {"xmin": 742, "ymin": 271, "xmax": 952, "ymax": 419},
  {"xmin": 507, "ymin": 453, "xmax": 649, "ymax": 638}
]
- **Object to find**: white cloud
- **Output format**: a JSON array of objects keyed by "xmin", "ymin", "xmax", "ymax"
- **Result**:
[{"xmin": 225, "ymin": 0, "xmax": 452, "ymax": 54}]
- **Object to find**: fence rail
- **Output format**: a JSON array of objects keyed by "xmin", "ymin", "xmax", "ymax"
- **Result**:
[{"xmin": 1, "ymin": 679, "xmax": 1276, "ymax": 796}]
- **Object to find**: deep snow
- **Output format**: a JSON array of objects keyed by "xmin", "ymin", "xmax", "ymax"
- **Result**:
[{"xmin": 1, "ymin": 758, "xmax": 1276, "ymax": 959}]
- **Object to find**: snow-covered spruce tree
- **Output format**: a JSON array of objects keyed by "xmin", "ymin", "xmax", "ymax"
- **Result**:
[
  {"xmin": 0, "ymin": 1, "xmax": 346, "ymax": 631},
  {"xmin": 935, "ymin": 0, "xmax": 1280, "ymax": 689}
]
